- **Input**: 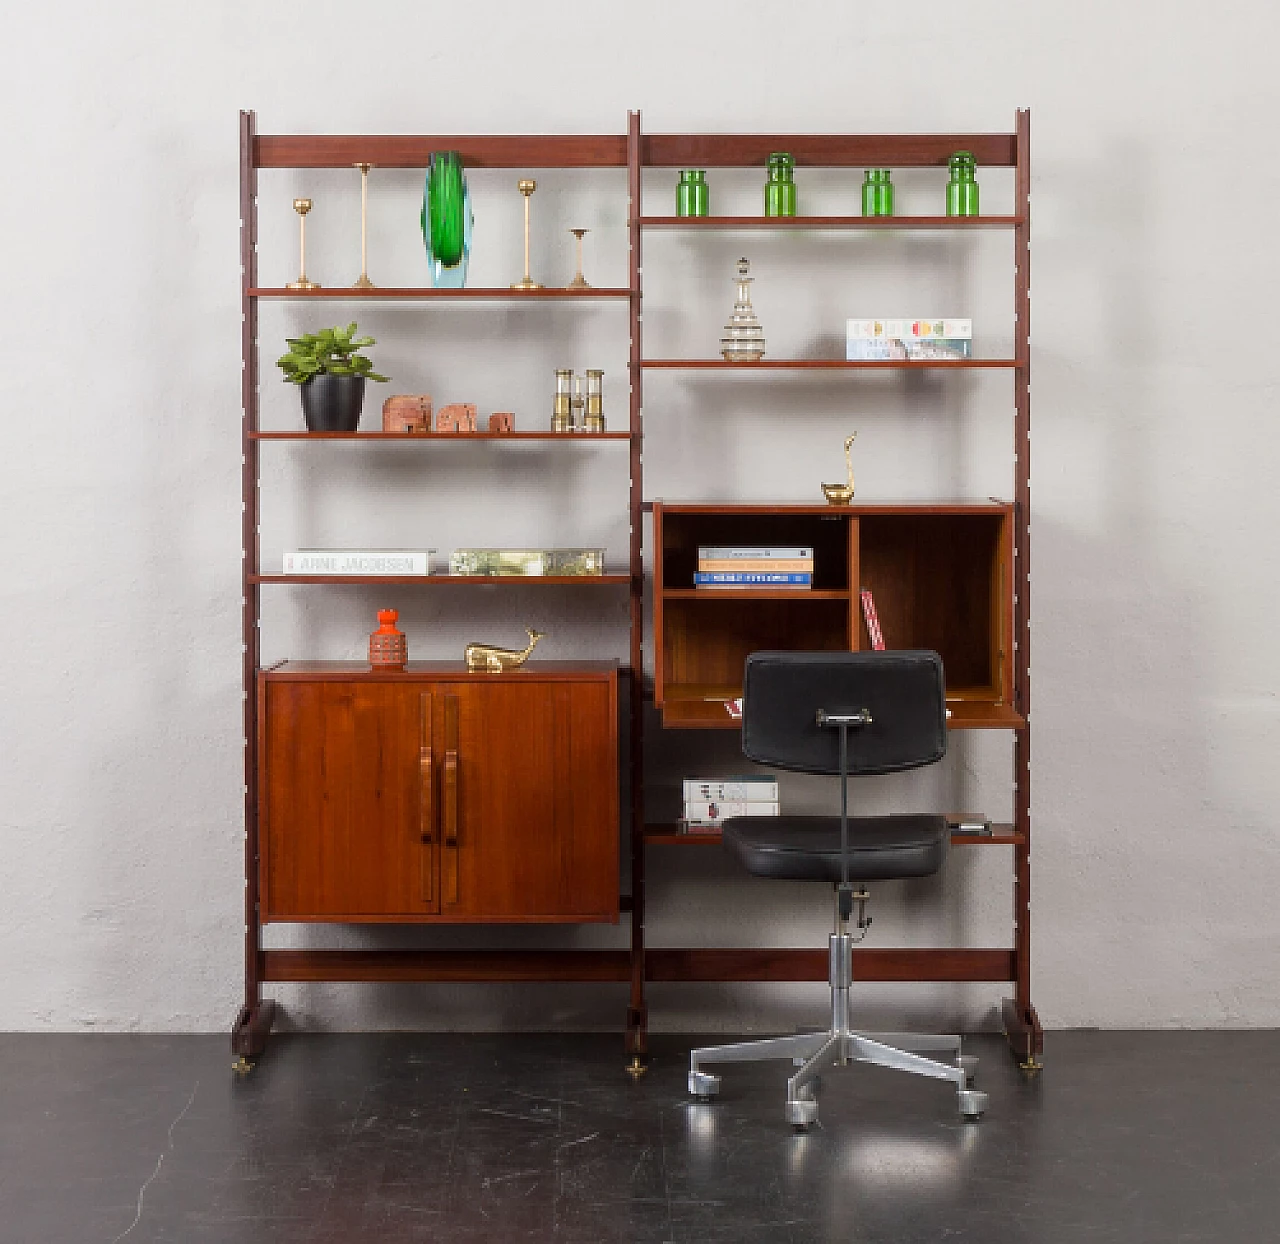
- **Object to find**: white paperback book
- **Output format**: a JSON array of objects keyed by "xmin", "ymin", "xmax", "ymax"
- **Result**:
[
  {"xmin": 683, "ymin": 777, "xmax": 779, "ymax": 803},
  {"xmin": 683, "ymin": 800, "xmax": 780, "ymax": 826},
  {"xmin": 283, "ymin": 549, "xmax": 434, "ymax": 575}
]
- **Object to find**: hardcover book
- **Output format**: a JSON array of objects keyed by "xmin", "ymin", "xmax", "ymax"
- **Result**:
[
  {"xmin": 683, "ymin": 777, "xmax": 780, "ymax": 803},
  {"xmin": 282, "ymin": 550, "xmax": 433, "ymax": 575},
  {"xmin": 860, "ymin": 588, "xmax": 885, "ymax": 650},
  {"xmin": 694, "ymin": 572, "xmax": 812, "ymax": 586},
  {"xmin": 682, "ymin": 800, "xmax": 780, "ymax": 826},
  {"xmin": 697, "ymin": 546, "xmax": 814, "ymax": 560},
  {"xmin": 697, "ymin": 558, "xmax": 815, "ymax": 573}
]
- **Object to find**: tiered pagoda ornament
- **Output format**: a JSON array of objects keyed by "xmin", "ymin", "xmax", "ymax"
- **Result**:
[{"xmin": 719, "ymin": 257, "xmax": 766, "ymax": 362}]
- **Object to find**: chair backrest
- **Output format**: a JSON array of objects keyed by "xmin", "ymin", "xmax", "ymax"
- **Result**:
[{"xmin": 740, "ymin": 651, "xmax": 947, "ymax": 776}]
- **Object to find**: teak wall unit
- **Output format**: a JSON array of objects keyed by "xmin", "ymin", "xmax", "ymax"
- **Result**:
[{"xmin": 236, "ymin": 110, "xmax": 1040, "ymax": 1068}]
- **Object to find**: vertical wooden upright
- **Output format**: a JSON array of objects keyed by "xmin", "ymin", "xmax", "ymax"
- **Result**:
[
  {"xmin": 625, "ymin": 110, "xmax": 648, "ymax": 1059},
  {"xmin": 233, "ymin": 109, "xmax": 276, "ymax": 1057},
  {"xmin": 1004, "ymin": 107, "xmax": 1041, "ymax": 1063}
]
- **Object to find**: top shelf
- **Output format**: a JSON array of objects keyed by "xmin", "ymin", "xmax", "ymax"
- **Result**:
[
  {"xmin": 252, "ymin": 131, "xmax": 1018, "ymax": 170},
  {"xmin": 641, "ymin": 215, "xmax": 1021, "ymax": 231},
  {"xmin": 249, "ymin": 287, "xmax": 632, "ymax": 301}
]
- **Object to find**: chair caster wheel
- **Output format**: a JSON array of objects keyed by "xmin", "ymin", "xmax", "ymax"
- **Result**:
[
  {"xmin": 688, "ymin": 1070, "xmax": 720, "ymax": 1100},
  {"xmin": 958, "ymin": 1089, "xmax": 988, "ymax": 1121},
  {"xmin": 785, "ymin": 1096, "xmax": 819, "ymax": 1129},
  {"xmin": 958, "ymin": 1055, "xmax": 978, "ymax": 1087}
]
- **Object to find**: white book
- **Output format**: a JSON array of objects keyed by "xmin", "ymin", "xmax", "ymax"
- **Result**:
[
  {"xmin": 683, "ymin": 800, "xmax": 781, "ymax": 824},
  {"xmin": 683, "ymin": 777, "xmax": 780, "ymax": 803},
  {"xmin": 283, "ymin": 549, "xmax": 433, "ymax": 575}
]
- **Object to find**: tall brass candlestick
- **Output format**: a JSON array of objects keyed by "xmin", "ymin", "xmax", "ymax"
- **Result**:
[
  {"xmin": 511, "ymin": 179, "xmax": 543, "ymax": 290},
  {"xmin": 287, "ymin": 197, "xmax": 320, "ymax": 291},
  {"xmin": 352, "ymin": 163, "xmax": 375, "ymax": 289},
  {"xmin": 568, "ymin": 228, "xmax": 591, "ymax": 289}
]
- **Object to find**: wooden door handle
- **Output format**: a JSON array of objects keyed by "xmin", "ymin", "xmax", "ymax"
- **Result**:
[
  {"xmin": 419, "ymin": 692, "xmax": 435, "ymax": 845},
  {"xmin": 442, "ymin": 694, "xmax": 459, "ymax": 904}
]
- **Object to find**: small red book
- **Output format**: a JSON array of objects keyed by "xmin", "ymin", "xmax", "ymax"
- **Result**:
[{"xmin": 860, "ymin": 589, "xmax": 885, "ymax": 651}]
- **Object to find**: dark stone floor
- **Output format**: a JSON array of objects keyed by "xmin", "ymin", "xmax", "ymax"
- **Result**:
[{"xmin": 1, "ymin": 1030, "xmax": 1276, "ymax": 1243}]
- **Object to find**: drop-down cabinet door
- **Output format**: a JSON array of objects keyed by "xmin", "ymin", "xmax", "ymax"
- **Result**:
[
  {"xmin": 260, "ymin": 681, "xmax": 436, "ymax": 921},
  {"xmin": 433, "ymin": 677, "xmax": 619, "ymax": 923}
]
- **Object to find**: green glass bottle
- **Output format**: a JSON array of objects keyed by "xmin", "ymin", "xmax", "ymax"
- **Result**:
[
  {"xmin": 677, "ymin": 169, "xmax": 709, "ymax": 217},
  {"xmin": 764, "ymin": 153, "xmax": 797, "ymax": 217},
  {"xmin": 862, "ymin": 169, "xmax": 894, "ymax": 217},
  {"xmin": 946, "ymin": 151, "xmax": 980, "ymax": 217}
]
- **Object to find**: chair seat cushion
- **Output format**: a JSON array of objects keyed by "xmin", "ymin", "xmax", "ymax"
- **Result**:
[{"xmin": 721, "ymin": 814, "xmax": 947, "ymax": 882}]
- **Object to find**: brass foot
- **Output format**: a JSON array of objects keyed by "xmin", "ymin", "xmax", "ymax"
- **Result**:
[
  {"xmin": 1019, "ymin": 1054, "xmax": 1043, "ymax": 1077},
  {"xmin": 232, "ymin": 1056, "xmax": 255, "ymax": 1076},
  {"xmin": 625, "ymin": 1055, "xmax": 647, "ymax": 1080}
]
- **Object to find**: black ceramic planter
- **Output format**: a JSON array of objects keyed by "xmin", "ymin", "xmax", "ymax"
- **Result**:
[{"xmin": 300, "ymin": 373, "xmax": 366, "ymax": 432}]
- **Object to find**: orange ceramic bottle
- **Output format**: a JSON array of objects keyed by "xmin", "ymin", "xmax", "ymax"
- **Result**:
[{"xmin": 368, "ymin": 609, "xmax": 407, "ymax": 670}]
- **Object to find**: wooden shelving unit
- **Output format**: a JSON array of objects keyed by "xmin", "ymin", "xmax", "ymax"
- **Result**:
[{"xmin": 236, "ymin": 110, "xmax": 1039, "ymax": 1069}]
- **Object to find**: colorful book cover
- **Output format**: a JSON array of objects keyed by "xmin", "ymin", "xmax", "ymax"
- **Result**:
[
  {"xmin": 695, "ymin": 572, "xmax": 812, "ymax": 585},
  {"xmin": 697, "ymin": 559, "xmax": 814, "ymax": 573},
  {"xmin": 860, "ymin": 588, "xmax": 885, "ymax": 650},
  {"xmin": 696, "ymin": 546, "xmax": 814, "ymax": 560}
]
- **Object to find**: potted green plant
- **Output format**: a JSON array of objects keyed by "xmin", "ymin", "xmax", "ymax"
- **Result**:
[{"xmin": 276, "ymin": 323, "xmax": 388, "ymax": 431}]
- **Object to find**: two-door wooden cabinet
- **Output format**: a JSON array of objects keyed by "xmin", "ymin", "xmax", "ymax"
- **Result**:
[{"xmin": 258, "ymin": 662, "xmax": 620, "ymax": 925}]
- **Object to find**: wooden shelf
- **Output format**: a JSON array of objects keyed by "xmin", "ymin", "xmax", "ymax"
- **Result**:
[
  {"xmin": 643, "ymin": 358, "xmax": 1017, "ymax": 370},
  {"xmin": 644, "ymin": 823, "xmax": 1023, "ymax": 847},
  {"xmin": 249, "ymin": 286, "xmax": 632, "ymax": 300},
  {"xmin": 255, "ymin": 134, "xmax": 629, "ymax": 169},
  {"xmin": 642, "ymin": 215, "xmax": 1021, "ymax": 230},
  {"xmin": 662, "ymin": 588, "xmax": 849, "ymax": 601},
  {"xmin": 655, "ymin": 684, "xmax": 1023, "ymax": 731},
  {"xmin": 263, "ymin": 659, "xmax": 620, "ymax": 679},
  {"xmin": 253, "ymin": 573, "xmax": 631, "ymax": 586},
  {"xmin": 251, "ymin": 430, "xmax": 634, "ymax": 441}
]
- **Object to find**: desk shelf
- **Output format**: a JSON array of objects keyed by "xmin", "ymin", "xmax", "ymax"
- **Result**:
[{"xmin": 644, "ymin": 824, "xmax": 1024, "ymax": 847}]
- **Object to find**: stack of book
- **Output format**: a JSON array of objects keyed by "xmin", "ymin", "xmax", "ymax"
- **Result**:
[
  {"xmin": 681, "ymin": 776, "xmax": 780, "ymax": 833},
  {"xmin": 694, "ymin": 545, "xmax": 814, "ymax": 590}
]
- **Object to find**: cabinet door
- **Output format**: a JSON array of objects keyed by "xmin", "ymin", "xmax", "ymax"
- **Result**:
[
  {"xmin": 261, "ymin": 682, "xmax": 436, "ymax": 920},
  {"xmin": 437, "ymin": 679, "xmax": 618, "ymax": 922}
]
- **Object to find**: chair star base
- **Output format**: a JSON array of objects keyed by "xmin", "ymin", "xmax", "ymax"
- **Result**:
[{"xmin": 688, "ymin": 932, "xmax": 988, "ymax": 1129}]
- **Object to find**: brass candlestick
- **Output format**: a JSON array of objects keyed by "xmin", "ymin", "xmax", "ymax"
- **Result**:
[
  {"xmin": 568, "ymin": 228, "xmax": 591, "ymax": 289},
  {"xmin": 287, "ymin": 197, "xmax": 320, "ymax": 291},
  {"xmin": 511, "ymin": 178, "xmax": 543, "ymax": 290},
  {"xmin": 352, "ymin": 164, "xmax": 375, "ymax": 289}
]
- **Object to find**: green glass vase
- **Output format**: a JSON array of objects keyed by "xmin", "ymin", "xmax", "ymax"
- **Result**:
[
  {"xmin": 764, "ymin": 153, "xmax": 797, "ymax": 217},
  {"xmin": 946, "ymin": 151, "xmax": 980, "ymax": 217},
  {"xmin": 862, "ymin": 169, "xmax": 894, "ymax": 217},
  {"xmin": 677, "ymin": 169, "xmax": 709, "ymax": 217},
  {"xmin": 421, "ymin": 151, "xmax": 473, "ymax": 288}
]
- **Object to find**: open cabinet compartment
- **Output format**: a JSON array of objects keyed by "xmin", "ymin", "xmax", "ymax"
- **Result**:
[
  {"xmin": 859, "ymin": 510, "xmax": 1012, "ymax": 707},
  {"xmin": 653, "ymin": 502, "xmax": 1019, "ymax": 729}
]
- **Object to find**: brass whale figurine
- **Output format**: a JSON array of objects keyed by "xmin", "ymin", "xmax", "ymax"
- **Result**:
[{"xmin": 464, "ymin": 627, "xmax": 544, "ymax": 673}]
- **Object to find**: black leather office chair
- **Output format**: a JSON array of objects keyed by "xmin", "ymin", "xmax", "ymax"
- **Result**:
[{"xmin": 687, "ymin": 651, "xmax": 988, "ymax": 1129}]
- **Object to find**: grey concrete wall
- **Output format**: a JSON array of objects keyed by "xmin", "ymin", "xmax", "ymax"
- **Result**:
[{"xmin": 1, "ymin": 0, "xmax": 1277, "ymax": 1034}]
